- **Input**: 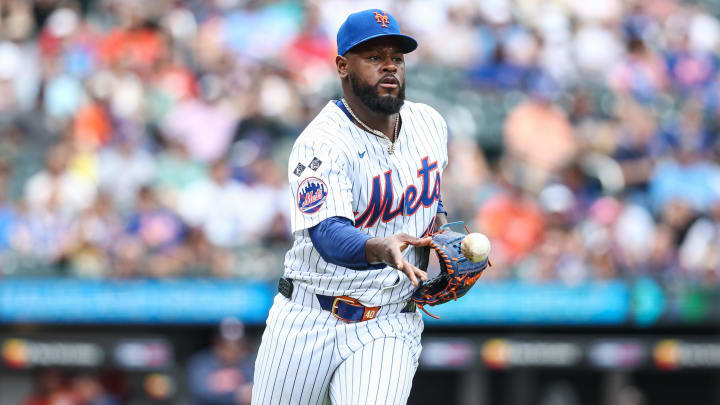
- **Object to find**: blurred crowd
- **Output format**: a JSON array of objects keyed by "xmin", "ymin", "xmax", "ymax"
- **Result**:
[
  {"xmin": 13, "ymin": 320, "xmax": 254, "ymax": 405},
  {"xmin": 0, "ymin": 0, "xmax": 719, "ymax": 286},
  {"xmin": 21, "ymin": 369, "xmax": 120, "ymax": 405}
]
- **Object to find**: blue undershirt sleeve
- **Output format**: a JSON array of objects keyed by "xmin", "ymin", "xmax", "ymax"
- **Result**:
[
  {"xmin": 308, "ymin": 216, "xmax": 386, "ymax": 270},
  {"xmin": 437, "ymin": 197, "xmax": 447, "ymax": 216}
]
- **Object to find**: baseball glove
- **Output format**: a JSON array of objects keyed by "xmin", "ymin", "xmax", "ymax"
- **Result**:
[{"xmin": 412, "ymin": 221, "xmax": 490, "ymax": 318}]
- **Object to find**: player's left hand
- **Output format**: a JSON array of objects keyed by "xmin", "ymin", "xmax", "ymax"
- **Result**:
[
  {"xmin": 365, "ymin": 233, "xmax": 432, "ymax": 287},
  {"xmin": 412, "ymin": 222, "xmax": 491, "ymax": 318}
]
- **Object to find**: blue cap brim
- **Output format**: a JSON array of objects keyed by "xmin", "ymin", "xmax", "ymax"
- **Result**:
[{"xmin": 341, "ymin": 33, "xmax": 418, "ymax": 56}]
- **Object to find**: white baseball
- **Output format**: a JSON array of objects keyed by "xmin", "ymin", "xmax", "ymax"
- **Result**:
[{"xmin": 461, "ymin": 233, "xmax": 491, "ymax": 262}]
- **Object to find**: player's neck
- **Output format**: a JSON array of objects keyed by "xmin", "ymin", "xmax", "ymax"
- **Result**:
[{"xmin": 343, "ymin": 95, "xmax": 398, "ymax": 141}]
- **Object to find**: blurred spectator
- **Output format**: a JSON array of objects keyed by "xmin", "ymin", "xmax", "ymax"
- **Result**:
[
  {"xmin": 665, "ymin": 23, "xmax": 717, "ymax": 92},
  {"xmin": 504, "ymin": 82, "xmax": 578, "ymax": 189},
  {"xmin": 21, "ymin": 369, "xmax": 74, "ymax": 405},
  {"xmin": 161, "ymin": 77, "xmax": 237, "ymax": 163},
  {"xmin": 73, "ymin": 101, "xmax": 112, "ymax": 149},
  {"xmin": 178, "ymin": 159, "xmax": 254, "ymax": 248},
  {"xmin": 24, "ymin": 145, "xmax": 96, "ymax": 217},
  {"xmin": 97, "ymin": 135, "xmax": 156, "ymax": 213},
  {"xmin": 179, "ymin": 227, "xmax": 236, "ymax": 278},
  {"xmin": 71, "ymin": 374, "xmax": 119, "ymax": 405},
  {"xmin": 118, "ymin": 186, "xmax": 185, "ymax": 278},
  {"xmin": 0, "ymin": 161, "xmax": 19, "ymax": 253},
  {"xmin": 424, "ymin": 3, "xmax": 478, "ymax": 68},
  {"xmin": 21, "ymin": 369, "xmax": 121, "ymax": 405},
  {"xmin": 153, "ymin": 138, "xmax": 207, "ymax": 208},
  {"xmin": 613, "ymin": 203, "xmax": 656, "ymax": 271},
  {"xmin": 611, "ymin": 100, "xmax": 659, "ymax": 195},
  {"xmin": 572, "ymin": 22, "xmax": 623, "ymax": 75},
  {"xmin": 648, "ymin": 147, "xmax": 720, "ymax": 213},
  {"xmin": 645, "ymin": 223, "xmax": 679, "ymax": 278},
  {"xmin": 284, "ymin": 3, "xmax": 335, "ymax": 89},
  {"xmin": 64, "ymin": 193, "xmax": 123, "ymax": 277},
  {"xmin": 188, "ymin": 319, "xmax": 254, "ymax": 405},
  {"xmin": 679, "ymin": 200, "xmax": 720, "ymax": 283},
  {"xmin": 609, "ymin": 37, "xmax": 668, "ymax": 102},
  {"xmin": 476, "ymin": 172, "xmax": 545, "ymax": 266}
]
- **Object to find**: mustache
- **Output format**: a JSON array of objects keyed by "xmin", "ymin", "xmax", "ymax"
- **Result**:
[{"xmin": 375, "ymin": 75, "xmax": 400, "ymax": 87}]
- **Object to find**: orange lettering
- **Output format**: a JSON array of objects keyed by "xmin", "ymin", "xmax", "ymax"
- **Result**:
[{"xmin": 374, "ymin": 12, "xmax": 389, "ymax": 28}]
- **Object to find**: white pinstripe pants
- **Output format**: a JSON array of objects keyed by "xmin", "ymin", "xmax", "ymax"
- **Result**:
[{"xmin": 251, "ymin": 285, "xmax": 424, "ymax": 405}]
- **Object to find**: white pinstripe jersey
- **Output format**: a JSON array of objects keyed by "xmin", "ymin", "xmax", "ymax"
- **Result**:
[{"xmin": 284, "ymin": 100, "xmax": 448, "ymax": 307}]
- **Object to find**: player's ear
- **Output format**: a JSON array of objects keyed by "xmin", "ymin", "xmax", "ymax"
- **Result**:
[{"xmin": 336, "ymin": 55, "xmax": 349, "ymax": 79}]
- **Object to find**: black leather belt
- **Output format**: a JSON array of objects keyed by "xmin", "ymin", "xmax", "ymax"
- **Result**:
[{"xmin": 278, "ymin": 278, "xmax": 415, "ymax": 322}]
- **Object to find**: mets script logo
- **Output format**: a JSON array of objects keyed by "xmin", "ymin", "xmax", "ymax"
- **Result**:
[
  {"xmin": 354, "ymin": 157, "xmax": 441, "ymax": 228},
  {"xmin": 374, "ymin": 11, "xmax": 390, "ymax": 28},
  {"xmin": 297, "ymin": 177, "xmax": 328, "ymax": 215}
]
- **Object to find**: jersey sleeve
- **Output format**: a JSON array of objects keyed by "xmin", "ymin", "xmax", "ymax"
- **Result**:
[{"xmin": 288, "ymin": 137, "xmax": 355, "ymax": 233}]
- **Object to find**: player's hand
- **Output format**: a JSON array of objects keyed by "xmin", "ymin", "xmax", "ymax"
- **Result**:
[{"xmin": 365, "ymin": 233, "xmax": 432, "ymax": 287}]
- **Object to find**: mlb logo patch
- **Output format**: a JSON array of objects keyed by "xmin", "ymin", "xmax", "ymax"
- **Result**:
[
  {"xmin": 309, "ymin": 157, "xmax": 323, "ymax": 171},
  {"xmin": 297, "ymin": 177, "xmax": 328, "ymax": 215},
  {"xmin": 293, "ymin": 163, "xmax": 306, "ymax": 177}
]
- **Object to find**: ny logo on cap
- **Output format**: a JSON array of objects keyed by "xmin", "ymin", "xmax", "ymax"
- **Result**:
[{"xmin": 374, "ymin": 11, "xmax": 389, "ymax": 28}]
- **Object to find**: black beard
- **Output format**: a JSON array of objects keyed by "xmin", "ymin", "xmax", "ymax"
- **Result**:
[{"xmin": 349, "ymin": 72, "xmax": 405, "ymax": 115}]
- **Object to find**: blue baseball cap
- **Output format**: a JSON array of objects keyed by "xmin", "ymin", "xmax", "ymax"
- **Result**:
[{"xmin": 337, "ymin": 9, "xmax": 417, "ymax": 56}]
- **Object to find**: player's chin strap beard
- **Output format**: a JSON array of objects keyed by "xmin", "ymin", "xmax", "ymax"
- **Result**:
[{"xmin": 341, "ymin": 98, "xmax": 399, "ymax": 155}]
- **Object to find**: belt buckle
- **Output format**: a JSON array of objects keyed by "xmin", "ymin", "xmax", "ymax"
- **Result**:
[{"xmin": 331, "ymin": 296, "xmax": 359, "ymax": 322}]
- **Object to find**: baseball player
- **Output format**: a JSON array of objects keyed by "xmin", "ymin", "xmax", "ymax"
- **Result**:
[{"xmin": 252, "ymin": 9, "xmax": 449, "ymax": 405}]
